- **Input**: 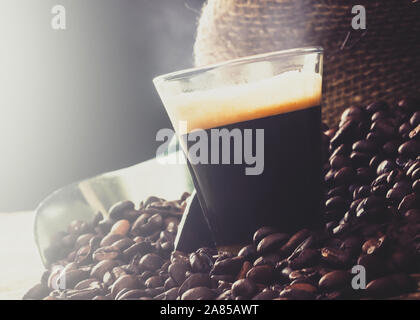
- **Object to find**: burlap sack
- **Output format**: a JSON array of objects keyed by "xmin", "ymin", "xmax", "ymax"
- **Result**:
[{"xmin": 193, "ymin": 0, "xmax": 420, "ymax": 126}]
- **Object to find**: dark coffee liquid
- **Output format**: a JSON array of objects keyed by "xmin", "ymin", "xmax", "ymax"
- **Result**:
[{"xmin": 182, "ymin": 105, "xmax": 322, "ymax": 246}]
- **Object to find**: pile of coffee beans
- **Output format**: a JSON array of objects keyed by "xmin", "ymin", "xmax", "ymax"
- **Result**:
[{"xmin": 24, "ymin": 98, "xmax": 420, "ymax": 300}]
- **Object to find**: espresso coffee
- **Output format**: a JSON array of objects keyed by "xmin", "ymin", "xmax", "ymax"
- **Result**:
[{"xmin": 167, "ymin": 70, "xmax": 323, "ymax": 246}]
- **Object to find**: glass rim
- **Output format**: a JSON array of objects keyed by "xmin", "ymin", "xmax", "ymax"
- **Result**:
[{"xmin": 153, "ymin": 46, "xmax": 323, "ymax": 85}]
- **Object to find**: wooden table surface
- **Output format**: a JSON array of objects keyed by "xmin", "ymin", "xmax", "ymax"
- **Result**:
[{"xmin": 0, "ymin": 211, "xmax": 44, "ymax": 300}]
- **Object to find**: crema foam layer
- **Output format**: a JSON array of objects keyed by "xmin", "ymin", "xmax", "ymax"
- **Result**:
[{"xmin": 165, "ymin": 70, "xmax": 322, "ymax": 133}]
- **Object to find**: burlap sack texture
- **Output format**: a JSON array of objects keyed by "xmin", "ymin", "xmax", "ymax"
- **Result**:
[{"xmin": 193, "ymin": 0, "xmax": 420, "ymax": 126}]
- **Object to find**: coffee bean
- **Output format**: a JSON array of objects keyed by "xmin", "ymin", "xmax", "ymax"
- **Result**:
[
  {"xmin": 189, "ymin": 251, "xmax": 213, "ymax": 273},
  {"xmin": 279, "ymin": 283, "xmax": 317, "ymax": 300},
  {"xmin": 325, "ymin": 196, "xmax": 347, "ymax": 212},
  {"xmin": 238, "ymin": 245, "xmax": 257, "ymax": 261},
  {"xmin": 109, "ymin": 200, "xmax": 135, "ymax": 221},
  {"xmin": 231, "ymin": 279, "xmax": 257, "ymax": 298},
  {"xmin": 90, "ymin": 259, "xmax": 120, "ymax": 280},
  {"xmin": 110, "ymin": 220, "xmax": 130, "ymax": 236},
  {"xmin": 178, "ymin": 273, "xmax": 211, "ymax": 296},
  {"xmin": 398, "ymin": 193, "xmax": 418, "ymax": 214},
  {"xmin": 181, "ymin": 287, "xmax": 215, "ymax": 300},
  {"xmin": 168, "ymin": 262, "xmax": 189, "ymax": 286},
  {"xmin": 145, "ymin": 275, "xmax": 164, "ymax": 289},
  {"xmin": 236, "ymin": 261, "xmax": 252, "ymax": 280},
  {"xmin": 318, "ymin": 270, "xmax": 351, "ymax": 291},
  {"xmin": 330, "ymin": 155, "xmax": 351, "ymax": 170},
  {"xmin": 253, "ymin": 226, "xmax": 277, "ymax": 245},
  {"xmin": 352, "ymin": 140, "xmax": 377, "ymax": 154},
  {"xmin": 288, "ymin": 249, "xmax": 319, "ymax": 270},
  {"xmin": 320, "ymin": 248, "xmax": 350, "ymax": 268},
  {"xmin": 357, "ymin": 254, "xmax": 386, "ymax": 281},
  {"xmin": 212, "ymin": 256, "xmax": 244, "ymax": 275},
  {"xmin": 117, "ymin": 289, "xmax": 148, "ymax": 300},
  {"xmin": 365, "ymin": 274, "xmax": 416, "ymax": 298},
  {"xmin": 409, "ymin": 124, "xmax": 420, "ymax": 140},
  {"xmin": 246, "ymin": 265, "xmax": 274, "ymax": 285},
  {"xmin": 139, "ymin": 254, "xmax": 165, "ymax": 271},
  {"xmin": 334, "ymin": 167, "xmax": 356, "ymax": 185},
  {"xmin": 410, "ymin": 111, "xmax": 420, "ymax": 127},
  {"xmin": 399, "ymin": 140, "xmax": 420, "ymax": 157},
  {"xmin": 251, "ymin": 289, "xmax": 278, "ymax": 300},
  {"xmin": 253, "ymin": 253, "xmax": 280, "ymax": 267},
  {"xmin": 257, "ymin": 233, "xmax": 289, "ymax": 254},
  {"xmin": 93, "ymin": 246, "xmax": 120, "ymax": 261},
  {"xmin": 111, "ymin": 275, "xmax": 139, "ymax": 298},
  {"xmin": 100, "ymin": 234, "xmax": 124, "ymax": 247}
]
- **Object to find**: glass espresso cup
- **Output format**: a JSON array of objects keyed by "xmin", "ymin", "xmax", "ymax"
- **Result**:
[{"xmin": 154, "ymin": 47, "xmax": 323, "ymax": 247}]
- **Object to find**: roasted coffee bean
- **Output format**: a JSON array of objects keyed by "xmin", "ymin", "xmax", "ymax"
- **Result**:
[
  {"xmin": 353, "ymin": 140, "xmax": 377, "ymax": 154},
  {"xmin": 178, "ymin": 273, "xmax": 211, "ymax": 296},
  {"xmin": 357, "ymin": 254, "xmax": 387, "ymax": 281},
  {"xmin": 246, "ymin": 265, "xmax": 274, "ymax": 285},
  {"xmin": 238, "ymin": 245, "xmax": 257, "ymax": 261},
  {"xmin": 413, "ymin": 179, "xmax": 420, "ymax": 193},
  {"xmin": 330, "ymin": 155, "xmax": 351, "ymax": 170},
  {"xmin": 288, "ymin": 249, "xmax": 319, "ymax": 270},
  {"xmin": 181, "ymin": 287, "xmax": 215, "ymax": 300},
  {"xmin": 74, "ymin": 278, "xmax": 101, "ymax": 290},
  {"xmin": 341, "ymin": 106, "xmax": 365, "ymax": 122},
  {"xmin": 236, "ymin": 261, "xmax": 252, "ymax": 280},
  {"xmin": 377, "ymin": 160, "xmax": 396, "ymax": 176},
  {"xmin": 330, "ymin": 120, "xmax": 358, "ymax": 149},
  {"xmin": 145, "ymin": 275, "xmax": 164, "ymax": 289},
  {"xmin": 257, "ymin": 233, "xmax": 289, "ymax": 254},
  {"xmin": 110, "ymin": 220, "xmax": 131, "ymax": 236},
  {"xmin": 168, "ymin": 262, "xmax": 189, "ymax": 286},
  {"xmin": 279, "ymin": 283, "xmax": 317, "ymax": 300},
  {"xmin": 252, "ymin": 289, "xmax": 278, "ymax": 300},
  {"xmin": 189, "ymin": 251, "xmax": 213, "ymax": 273},
  {"xmin": 111, "ymin": 238, "xmax": 135, "ymax": 251},
  {"xmin": 365, "ymin": 274, "xmax": 416, "ymax": 298},
  {"xmin": 212, "ymin": 256, "xmax": 244, "ymax": 275},
  {"xmin": 279, "ymin": 229, "xmax": 312, "ymax": 258},
  {"xmin": 139, "ymin": 253, "xmax": 165, "ymax": 271},
  {"xmin": 154, "ymin": 287, "xmax": 178, "ymax": 300},
  {"xmin": 327, "ymin": 186, "xmax": 347, "ymax": 198},
  {"xmin": 90, "ymin": 259, "xmax": 120, "ymax": 280},
  {"xmin": 123, "ymin": 241, "xmax": 153, "ymax": 261},
  {"xmin": 409, "ymin": 124, "xmax": 420, "ymax": 140},
  {"xmin": 399, "ymin": 140, "xmax": 420, "ymax": 157},
  {"xmin": 334, "ymin": 167, "xmax": 356, "ymax": 185},
  {"xmin": 253, "ymin": 226, "xmax": 277, "ymax": 245},
  {"xmin": 320, "ymin": 248, "xmax": 350, "ymax": 268},
  {"xmin": 92, "ymin": 246, "xmax": 120, "ymax": 261},
  {"xmin": 100, "ymin": 233, "xmax": 124, "ymax": 247},
  {"xmin": 131, "ymin": 213, "xmax": 162, "ymax": 237},
  {"xmin": 325, "ymin": 196, "xmax": 347, "ymax": 212},
  {"xmin": 231, "ymin": 279, "xmax": 257, "ymax": 298},
  {"xmin": 98, "ymin": 219, "xmax": 114, "ymax": 235},
  {"xmin": 398, "ymin": 193, "xmax": 418, "ymax": 214},
  {"xmin": 370, "ymin": 120, "xmax": 396, "ymax": 140},
  {"xmin": 109, "ymin": 200, "xmax": 135, "ymax": 221},
  {"xmin": 253, "ymin": 253, "xmax": 280, "ymax": 267},
  {"xmin": 117, "ymin": 289, "xmax": 148, "ymax": 300},
  {"xmin": 288, "ymin": 268, "xmax": 320, "ymax": 284},
  {"xmin": 111, "ymin": 275, "xmax": 139, "ymax": 298},
  {"xmin": 318, "ymin": 270, "xmax": 351, "ymax": 291}
]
